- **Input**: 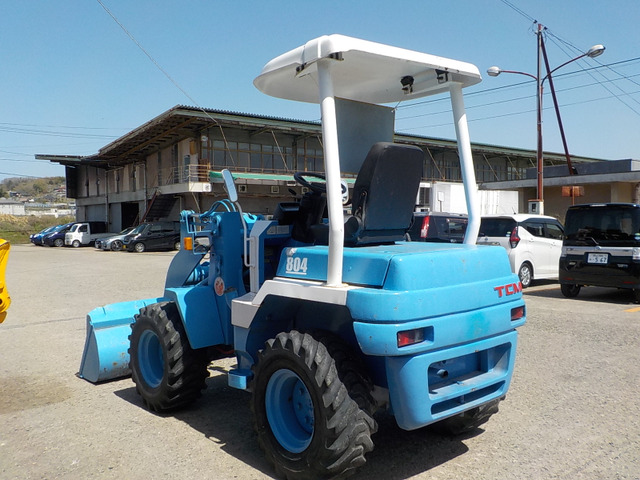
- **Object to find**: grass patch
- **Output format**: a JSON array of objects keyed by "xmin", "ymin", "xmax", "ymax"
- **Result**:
[{"xmin": 0, "ymin": 215, "xmax": 76, "ymax": 245}]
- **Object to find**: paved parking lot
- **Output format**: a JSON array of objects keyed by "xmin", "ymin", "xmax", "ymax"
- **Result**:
[{"xmin": 1, "ymin": 244, "xmax": 639, "ymax": 479}]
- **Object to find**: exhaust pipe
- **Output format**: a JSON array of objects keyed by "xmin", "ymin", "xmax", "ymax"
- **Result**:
[{"xmin": 429, "ymin": 366, "xmax": 449, "ymax": 379}]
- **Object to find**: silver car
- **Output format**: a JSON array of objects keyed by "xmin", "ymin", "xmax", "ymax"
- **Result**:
[{"xmin": 95, "ymin": 227, "xmax": 136, "ymax": 251}]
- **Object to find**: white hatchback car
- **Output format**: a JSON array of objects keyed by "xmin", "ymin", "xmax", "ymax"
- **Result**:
[{"xmin": 477, "ymin": 214, "xmax": 564, "ymax": 288}]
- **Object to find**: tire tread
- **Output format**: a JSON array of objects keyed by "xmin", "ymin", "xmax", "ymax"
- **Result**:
[
  {"xmin": 251, "ymin": 330, "xmax": 377, "ymax": 480},
  {"xmin": 129, "ymin": 302, "xmax": 209, "ymax": 412}
]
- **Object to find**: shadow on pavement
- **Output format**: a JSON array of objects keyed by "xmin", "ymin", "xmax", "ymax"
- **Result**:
[
  {"xmin": 115, "ymin": 370, "xmax": 481, "ymax": 480},
  {"xmin": 525, "ymin": 282, "xmax": 638, "ymax": 305}
]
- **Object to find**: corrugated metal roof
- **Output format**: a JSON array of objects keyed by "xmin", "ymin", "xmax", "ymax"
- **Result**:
[
  {"xmin": 78, "ymin": 106, "xmax": 323, "ymax": 167},
  {"xmin": 38, "ymin": 105, "xmax": 610, "ymax": 168}
]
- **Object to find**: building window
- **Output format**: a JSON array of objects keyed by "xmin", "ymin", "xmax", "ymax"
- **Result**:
[{"xmin": 202, "ymin": 128, "xmax": 312, "ymax": 174}]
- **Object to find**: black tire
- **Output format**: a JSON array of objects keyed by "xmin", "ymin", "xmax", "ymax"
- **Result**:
[
  {"xmin": 134, "ymin": 242, "xmax": 146, "ymax": 253},
  {"xmin": 251, "ymin": 331, "xmax": 377, "ymax": 480},
  {"xmin": 72, "ymin": 240, "xmax": 81, "ymax": 248},
  {"xmin": 173, "ymin": 240, "xmax": 181, "ymax": 251},
  {"xmin": 111, "ymin": 240, "xmax": 122, "ymax": 251},
  {"xmin": 518, "ymin": 262, "xmax": 533, "ymax": 288},
  {"xmin": 561, "ymin": 283, "xmax": 581, "ymax": 298},
  {"xmin": 431, "ymin": 398, "xmax": 501, "ymax": 436},
  {"xmin": 53, "ymin": 238, "xmax": 64, "ymax": 247},
  {"xmin": 129, "ymin": 302, "xmax": 209, "ymax": 412}
]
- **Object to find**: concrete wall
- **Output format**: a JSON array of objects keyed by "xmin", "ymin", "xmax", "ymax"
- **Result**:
[
  {"xmin": 0, "ymin": 203, "xmax": 26, "ymax": 215},
  {"xmin": 524, "ymin": 183, "xmax": 634, "ymax": 223}
]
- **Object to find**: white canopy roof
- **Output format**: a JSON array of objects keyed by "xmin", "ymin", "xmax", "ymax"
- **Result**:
[{"xmin": 254, "ymin": 34, "xmax": 482, "ymax": 104}]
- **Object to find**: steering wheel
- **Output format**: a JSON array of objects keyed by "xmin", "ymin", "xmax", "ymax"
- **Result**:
[{"xmin": 294, "ymin": 172, "xmax": 327, "ymax": 193}]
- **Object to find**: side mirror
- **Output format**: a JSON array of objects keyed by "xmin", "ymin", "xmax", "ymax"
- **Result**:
[
  {"xmin": 341, "ymin": 180, "xmax": 349, "ymax": 205},
  {"xmin": 221, "ymin": 169, "xmax": 238, "ymax": 203}
]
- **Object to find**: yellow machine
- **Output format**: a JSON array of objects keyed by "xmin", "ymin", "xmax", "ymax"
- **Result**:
[{"xmin": 0, "ymin": 240, "xmax": 10, "ymax": 323}]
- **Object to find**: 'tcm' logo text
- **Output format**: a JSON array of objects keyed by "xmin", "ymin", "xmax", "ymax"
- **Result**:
[{"xmin": 494, "ymin": 282, "xmax": 523, "ymax": 298}]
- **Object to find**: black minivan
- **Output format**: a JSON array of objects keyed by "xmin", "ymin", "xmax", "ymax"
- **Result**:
[
  {"xmin": 406, "ymin": 212, "xmax": 468, "ymax": 243},
  {"xmin": 559, "ymin": 203, "xmax": 640, "ymax": 300},
  {"xmin": 122, "ymin": 221, "xmax": 180, "ymax": 253}
]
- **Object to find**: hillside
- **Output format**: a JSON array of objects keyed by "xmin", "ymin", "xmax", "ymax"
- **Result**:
[
  {"xmin": 0, "ymin": 176, "xmax": 74, "ymax": 244},
  {"xmin": 1, "ymin": 176, "xmax": 69, "ymax": 203}
]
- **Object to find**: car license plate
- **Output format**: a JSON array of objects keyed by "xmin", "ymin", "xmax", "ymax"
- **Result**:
[{"xmin": 587, "ymin": 253, "xmax": 608, "ymax": 264}]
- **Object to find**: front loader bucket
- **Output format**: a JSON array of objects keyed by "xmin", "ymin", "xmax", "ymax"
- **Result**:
[
  {"xmin": 0, "ymin": 240, "xmax": 11, "ymax": 323},
  {"xmin": 79, "ymin": 298, "xmax": 165, "ymax": 383}
]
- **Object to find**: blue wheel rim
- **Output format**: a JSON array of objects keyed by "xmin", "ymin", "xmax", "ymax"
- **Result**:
[
  {"xmin": 138, "ymin": 330, "xmax": 164, "ymax": 388},
  {"xmin": 265, "ymin": 369, "xmax": 314, "ymax": 453}
]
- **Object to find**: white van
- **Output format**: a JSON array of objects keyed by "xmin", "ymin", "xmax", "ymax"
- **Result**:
[{"xmin": 477, "ymin": 214, "xmax": 565, "ymax": 287}]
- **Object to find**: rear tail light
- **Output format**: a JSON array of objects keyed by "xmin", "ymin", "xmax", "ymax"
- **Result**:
[
  {"xmin": 509, "ymin": 226, "xmax": 520, "ymax": 248},
  {"xmin": 397, "ymin": 328, "xmax": 424, "ymax": 347},
  {"xmin": 420, "ymin": 216, "xmax": 430, "ymax": 239},
  {"xmin": 511, "ymin": 305, "xmax": 525, "ymax": 321}
]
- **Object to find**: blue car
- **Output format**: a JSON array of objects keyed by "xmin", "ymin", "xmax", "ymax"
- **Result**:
[
  {"xmin": 30, "ymin": 226, "xmax": 57, "ymax": 246},
  {"xmin": 43, "ymin": 223, "xmax": 75, "ymax": 247}
]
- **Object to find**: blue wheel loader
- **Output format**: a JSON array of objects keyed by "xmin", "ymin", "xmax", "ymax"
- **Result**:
[{"xmin": 79, "ymin": 35, "xmax": 526, "ymax": 479}]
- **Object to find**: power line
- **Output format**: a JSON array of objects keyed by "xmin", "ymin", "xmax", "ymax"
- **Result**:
[
  {"xmin": 495, "ymin": 0, "xmax": 640, "ymax": 118},
  {"xmin": 545, "ymin": 34, "xmax": 640, "ymax": 116},
  {"xmin": 0, "ymin": 171, "xmax": 49, "ymax": 179},
  {"xmin": 397, "ymin": 57, "xmax": 640, "ymax": 112},
  {"xmin": 0, "ymin": 149, "xmax": 33, "ymax": 156},
  {"xmin": 398, "ymin": 88, "xmax": 640, "ymax": 132},
  {"xmin": 95, "ymin": 0, "xmax": 257, "ymax": 167},
  {"xmin": 96, "ymin": 0, "xmax": 199, "ymax": 107},
  {"xmin": 397, "ymin": 73, "xmax": 640, "ymax": 121},
  {"xmin": 0, "ymin": 125, "xmax": 118, "ymax": 140},
  {"xmin": 0, "ymin": 158, "xmax": 48, "ymax": 164},
  {"xmin": 0, "ymin": 122, "xmax": 127, "ymax": 131},
  {"xmin": 499, "ymin": 0, "xmax": 536, "ymax": 23}
]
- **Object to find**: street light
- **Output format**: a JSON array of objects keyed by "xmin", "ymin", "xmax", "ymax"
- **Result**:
[{"xmin": 487, "ymin": 23, "xmax": 604, "ymax": 214}]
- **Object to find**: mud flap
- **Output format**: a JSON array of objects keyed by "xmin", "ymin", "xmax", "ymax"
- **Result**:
[
  {"xmin": 78, "ymin": 297, "xmax": 165, "ymax": 383},
  {"xmin": 0, "ymin": 240, "xmax": 10, "ymax": 323}
]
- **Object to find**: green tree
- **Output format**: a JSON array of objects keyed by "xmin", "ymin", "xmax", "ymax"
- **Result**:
[{"xmin": 32, "ymin": 180, "xmax": 46, "ymax": 194}]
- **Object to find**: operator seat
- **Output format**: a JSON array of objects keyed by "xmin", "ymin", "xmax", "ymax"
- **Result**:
[{"xmin": 310, "ymin": 142, "xmax": 424, "ymax": 246}]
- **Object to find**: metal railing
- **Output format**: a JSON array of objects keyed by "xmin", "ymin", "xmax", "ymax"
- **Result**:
[{"xmin": 162, "ymin": 165, "xmax": 212, "ymax": 185}]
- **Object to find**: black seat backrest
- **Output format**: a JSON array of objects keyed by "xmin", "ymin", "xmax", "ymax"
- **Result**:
[{"xmin": 347, "ymin": 142, "xmax": 424, "ymax": 246}]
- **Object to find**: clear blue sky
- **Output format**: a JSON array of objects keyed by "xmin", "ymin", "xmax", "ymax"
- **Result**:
[{"xmin": 1, "ymin": 0, "xmax": 639, "ymax": 181}]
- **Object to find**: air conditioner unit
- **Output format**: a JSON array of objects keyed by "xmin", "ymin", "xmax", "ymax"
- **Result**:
[
  {"xmin": 271, "ymin": 186, "xmax": 280, "ymax": 194},
  {"xmin": 238, "ymin": 184, "xmax": 248, "ymax": 193}
]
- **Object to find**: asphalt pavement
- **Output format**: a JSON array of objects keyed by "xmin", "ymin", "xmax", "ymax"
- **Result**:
[{"xmin": 1, "ymin": 244, "xmax": 638, "ymax": 479}]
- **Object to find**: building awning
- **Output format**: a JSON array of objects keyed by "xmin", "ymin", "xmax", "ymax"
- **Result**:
[
  {"xmin": 209, "ymin": 170, "xmax": 357, "ymax": 184},
  {"xmin": 481, "ymin": 158, "xmax": 640, "ymax": 190}
]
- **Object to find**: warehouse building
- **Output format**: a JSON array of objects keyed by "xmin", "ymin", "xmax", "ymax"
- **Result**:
[{"xmin": 37, "ymin": 105, "xmax": 622, "ymax": 230}]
